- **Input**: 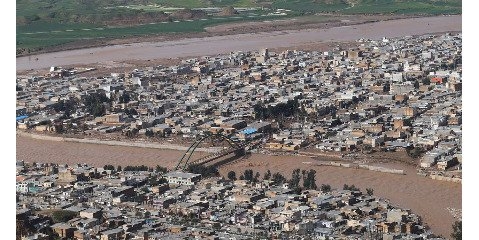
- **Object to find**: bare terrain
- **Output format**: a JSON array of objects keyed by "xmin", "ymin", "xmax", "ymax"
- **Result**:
[
  {"xmin": 16, "ymin": 134, "xmax": 461, "ymax": 237},
  {"xmin": 16, "ymin": 15, "xmax": 461, "ymax": 72}
]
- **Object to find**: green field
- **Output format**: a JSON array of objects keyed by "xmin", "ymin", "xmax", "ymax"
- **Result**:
[
  {"xmin": 16, "ymin": 13, "xmax": 290, "ymax": 51},
  {"xmin": 271, "ymin": 0, "xmax": 461, "ymax": 14},
  {"xmin": 16, "ymin": 0, "xmax": 461, "ymax": 53}
]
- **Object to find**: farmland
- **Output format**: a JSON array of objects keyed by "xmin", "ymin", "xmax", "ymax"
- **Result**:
[
  {"xmin": 16, "ymin": 0, "xmax": 461, "ymax": 54},
  {"xmin": 17, "ymin": 12, "xmax": 289, "ymax": 51}
]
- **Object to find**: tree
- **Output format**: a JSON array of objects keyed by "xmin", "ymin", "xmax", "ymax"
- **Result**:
[
  {"xmin": 187, "ymin": 164, "xmax": 218, "ymax": 178},
  {"xmin": 451, "ymin": 221, "xmax": 461, "ymax": 240},
  {"xmin": 117, "ymin": 165, "xmax": 122, "ymax": 172},
  {"xmin": 227, "ymin": 171, "xmax": 237, "ymax": 181},
  {"xmin": 51, "ymin": 210, "xmax": 77, "ymax": 223},
  {"xmin": 103, "ymin": 165, "xmax": 115, "ymax": 171},
  {"xmin": 263, "ymin": 170, "xmax": 271, "ymax": 180},
  {"xmin": 155, "ymin": 165, "xmax": 167, "ymax": 173},
  {"xmin": 320, "ymin": 184, "xmax": 331, "ymax": 193},
  {"xmin": 83, "ymin": 92, "xmax": 110, "ymax": 117},
  {"xmin": 242, "ymin": 169, "xmax": 254, "ymax": 181},
  {"xmin": 289, "ymin": 169, "xmax": 301, "ymax": 190},
  {"xmin": 343, "ymin": 184, "xmax": 360, "ymax": 192},
  {"xmin": 145, "ymin": 129, "xmax": 155, "ymax": 137},
  {"xmin": 253, "ymin": 172, "xmax": 261, "ymax": 183},
  {"xmin": 148, "ymin": 176, "xmax": 159, "ymax": 186},
  {"xmin": 407, "ymin": 146, "xmax": 425, "ymax": 158},
  {"xmin": 158, "ymin": 177, "xmax": 168, "ymax": 184},
  {"xmin": 366, "ymin": 188, "xmax": 374, "ymax": 196},
  {"xmin": 303, "ymin": 169, "xmax": 317, "ymax": 190},
  {"xmin": 272, "ymin": 172, "xmax": 286, "ymax": 185}
]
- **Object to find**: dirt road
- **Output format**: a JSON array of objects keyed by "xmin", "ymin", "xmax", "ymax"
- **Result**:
[
  {"xmin": 16, "ymin": 134, "xmax": 461, "ymax": 237},
  {"xmin": 16, "ymin": 15, "xmax": 461, "ymax": 72}
]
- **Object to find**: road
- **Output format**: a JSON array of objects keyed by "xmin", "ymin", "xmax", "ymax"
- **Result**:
[{"xmin": 16, "ymin": 15, "xmax": 461, "ymax": 71}]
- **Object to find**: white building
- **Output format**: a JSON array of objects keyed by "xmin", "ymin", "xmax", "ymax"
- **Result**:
[{"xmin": 164, "ymin": 171, "xmax": 201, "ymax": 186}]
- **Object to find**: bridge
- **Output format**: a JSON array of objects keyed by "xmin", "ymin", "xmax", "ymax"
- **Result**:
[{"xmin": 174, "ymin": 133, "xmax": 260, "ymax": 171}]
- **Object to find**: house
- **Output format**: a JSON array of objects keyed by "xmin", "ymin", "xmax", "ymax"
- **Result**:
[
  {"xmin": 51, "ymin": 223, "xmax": 76, "ymax": 239},
  {"xmin": 57, "ymin": 170, "xmax": 80, "ymax": 186},
  {"xmin": 80, "ymin": 208, "xmax": 102, "ymax": 219},
  {"xmin": 164, "ymin": 171, "xmax": 201, "ymax": 186},
  {"xmin": 430, "ymin": 77, "xmax": 443, "ymax": 85},
  {"xmin": 437, "ymin": 157, "xmax": 459, "ymax": 170},
  {"xmin": 100, "ymin": 228, "xmax": 124, "ymax": 240},
  {"xmin": 21, "ymin": 233, "xmax": 49, "ymax": 240}
]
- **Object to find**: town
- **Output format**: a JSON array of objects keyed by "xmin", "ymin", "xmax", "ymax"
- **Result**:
[
  {"xmin": 17, "ymin": 161, "xmax": 441, "ymax": 239},
  {"xmin": 16, "ymin": 31, "xmax": 463, "ymax": 240},
  {"xmin": 16, "ymin": 33, "xmax": 462, "ymax": 178}
]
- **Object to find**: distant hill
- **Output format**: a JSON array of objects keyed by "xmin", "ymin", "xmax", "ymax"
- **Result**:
[{"xmin": 17, "ymin": 0, "xmax": 461, "ymax": 25}]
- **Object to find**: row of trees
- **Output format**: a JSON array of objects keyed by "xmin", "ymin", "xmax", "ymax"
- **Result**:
[
  {"xmin": 226, "ymin": 169, "xmax": 378, "ymax": 196},
  {"xmin": 228, "ymin": 168, "xmax": 318, "ymax": 190},
  {"xmin": 187, "ymin": 164, "xmax": 219, "ymax": 178}
]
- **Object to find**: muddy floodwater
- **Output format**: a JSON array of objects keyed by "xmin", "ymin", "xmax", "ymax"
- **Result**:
[
  {"xmin": 16, "ymin": 15, "xmax": 461, "ymax": 71},
  {"xmin": 17, "ymin": 135, "xmax": 461, "ymax": 237}
]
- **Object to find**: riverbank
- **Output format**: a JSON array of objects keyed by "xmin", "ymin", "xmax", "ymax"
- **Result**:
[{"xmin": 16, "ymin": 131, "xmax": 219, "ymax": 153}]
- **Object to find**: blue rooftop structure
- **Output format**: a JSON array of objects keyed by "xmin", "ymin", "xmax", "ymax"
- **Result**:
[
  {"xmin": 16, "ymin": 115, "xmax": 28, "ymax": 121},
  {"xmin": 241, "ymin": 128, "xmax": 257, "ymax": 135}
]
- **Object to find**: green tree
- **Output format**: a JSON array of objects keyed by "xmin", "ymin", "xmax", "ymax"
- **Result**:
[
  {"xmin": 343, "ymin": 184, "xmax": 360, "ymax": 192},
  {"xmin": 227, "ymin": 171, "xmax": 237, "ymax": 181},
  {"xmin": 303, "ymin": 169, "xmax": 317, "ymax": 190},
  {"xmin": 83, "ymin": 92, "xmax": 110, "ymax": 117},
  {"xmin": 451, "ymin": 221, "xmax": 462, "ymax": 240},
  {"xmin": 289, "ymin": 169, "xmax": 301, "ymax": 190},
  {"xmin": 155, "ymin": 165, "xmax": 167, "ymax": 173},
  {"xmin": 103, "ymin": 165, "xmax": 115, "ymax": 171},
  {"xmin": 51, "ymin": 210, "xmax": 77, "ymax": 223},
  {"xmin": 407, "ymin": 146, "xmax": 425, "ymax": 158},
  {"xmin": 145, "ymin": 129, "xmax": 155, "ymax": 137},
  {"xmin": 148, "ymin": 176, "xmax": 158, "ymax": 186},
  {"xmin": 320, "ymin": 184, "xmax": 331, "ymax": 193},
  {"xmin": 253, "ymin": 172, "xmax": 261, "ymax": 183},
  {"xmin": 272, "ymin": 172, "xmax": 286, "ymax": 185},
  {"xmin": 242, "ymin": 169, "xmax": 254, "ymax": 181},
  {"xmin": 263, "ymin": 170, "xmax": 271, "ymax": 180},
  {"xmin": 366, "ymin": 188, "xmax": 374, "ymax": 196},
  {"xmin": 187, "ymin": 164, "xmax": 218, "ymax": 178}
]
